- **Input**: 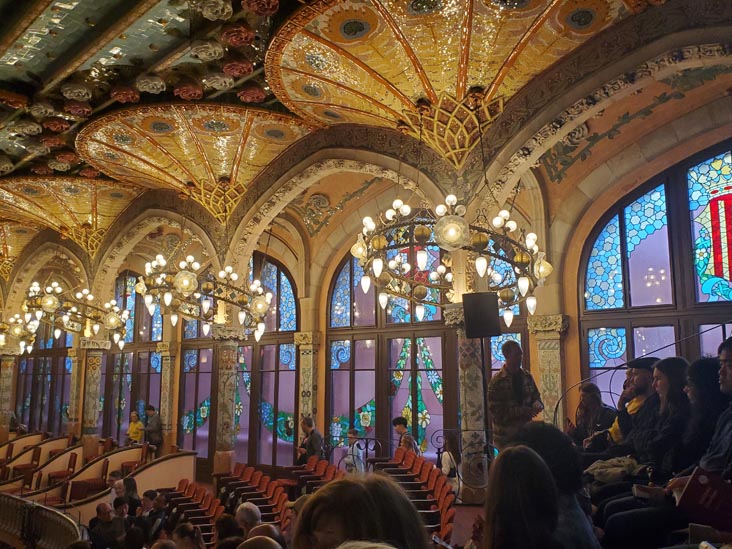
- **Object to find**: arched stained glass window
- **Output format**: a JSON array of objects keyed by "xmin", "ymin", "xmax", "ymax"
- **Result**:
[
  {"xmin": 115, "ymin": 273, "xmax": 137, "ymax": 343},
  {"xmin": 581, "ymin": 140, "xmax": 732, "ymax": 405}
]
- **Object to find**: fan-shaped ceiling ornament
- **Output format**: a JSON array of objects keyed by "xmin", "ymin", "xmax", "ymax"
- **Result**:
[
  {"xmin": 266, "ymin": 0, "xmax": 629, "ymax": 169},
  {"xmin": 76, "ymin": 103, "xmax": 314, "ymax": 224},
  {"xmin": 0, "ymin": 221, "xmax": 42, "ymax": 280},
  {"xmin": 0, "ymin": 176, "xmax": 145, "ymax": 258}
]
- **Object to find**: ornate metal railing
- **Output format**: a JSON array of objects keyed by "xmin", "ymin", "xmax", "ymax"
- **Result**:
[{"xmin": 0, "ymin": 493, "xmax": 80, "ymax": 548}]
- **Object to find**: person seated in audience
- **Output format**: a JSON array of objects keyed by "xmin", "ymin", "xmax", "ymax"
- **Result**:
[
  {"xmin": 172, "ymin": 522, "xmax": 206, "ymax": 549},
  {"xmin": 235, "ymin": 502, "xmax": 262, "ymax": 537},
  {"xmin": 600, "ymin": 338, "xmax": 732, "ymax": 549},
  {"xmin": 123, "ymin": 526, "xmax": 146, "ymax": 549},
  {"xmin": 509, "ymin": 422, "xmax": 600, "ymax": 549},
  {"xmin": 291, "ymin": 475, "xmax": 430, "ymax": 549},
  {"xmin": 110, "ymin": 477, "xmax": 125, "ymax": 506},
  {"xmin": 217, "ymin": 537, "xmax": 245, "ymax": 549},
  {"xmin": 133, "ymin": 490, "xmax": 164, "ymax": 542},
  {"xmin": 248, "ymin": 524, "xmax": 286, "ymax": 548},
  {"xmin": 216, "ymin": 513, "xmax": 244, "ymax": 541},
  {"xmin": 90, "ymin": 502, "xmax": 126, "ymax": 549},
  {"xmin": 150, "ymin": 541, "xmax": 175, "ymax": 549},
  {"xmin": 344, "ymin": 428, "xmax": 364, "ymax": 474},
  {"xmin": 283, "ymin": 494, "xmax": 310, "ymax": 547},
  {"xmin": 482, "ymin": 445, "xmax": 564, "ymax": 549},
  {"xmin": 113, "ymin": 496, "xmax": 133, "ymax": 532},
  {"xmin": 66, "ymin": 542, "xmax": 92, "ymax": 549},
  {"xmin": 566, "ymin": 383, "xmax": 617, "ymax": 447},
  {"xmin": 440, "ymin": 432, "xmax": 461, "ymax": 499},
  {"xmin": 126, "ymin": 411, "xmax": 145, "ymax": 445},
  {"xmin": 239, "ymin": 536, "xmax": 282, "ymax": 549},
  {"xmin": 399, "ymin": 434, "xmax": 416, "ymax": 452},
  {"xmin": 123, "ymin": 478, "xmax": 142, "ymax": 517},
  {"xmin": 136, "ymin": 489, "xmax": 157, "ymax": 517}
]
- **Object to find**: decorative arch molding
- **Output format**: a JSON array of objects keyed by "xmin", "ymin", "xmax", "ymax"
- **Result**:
[
  {"xmin": 5, "ymin": 239, "xmax": 89, "ymax": 313},
  {"xmin": 463, "ymin": 0, "xmax": 732, "ymax": 201},
  {"xmin": 91, "ymin": 210, "xmax": 218, "ymax": 300},
  {"xmin": 256, "ymin": 214, "xmax": 309, "ymax": 298},
  {"xmin": 229, "ymin": 156, "xmax": 441, "ymax": 271}
]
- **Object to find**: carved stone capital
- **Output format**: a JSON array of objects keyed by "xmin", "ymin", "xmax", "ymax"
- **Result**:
[
  {"xmin": 155, "ymin": 342, "xmax": 170, "ymax": 354},
  {"xmin": 294, "ymin": 331, "xmax": 320, "ymax": 347},
  {"xmin": 80, "ymin": 338, "xmax": 111, "ymax": 350},
  {"xmin": 528, "ymin": 314, "xmax": 569, "ymax": 336},
  {"xmin": 211, "ymin": 325, "xmax": 247, "ymax": 342},
  {"xmin": 67, "ymin": 348, "xmax": 77, "ymax": 358},
  {"xmin": 0, "ymin": 346, "xmax": 21, "ymax": 357},
  {"xmin": 443, "ymin": 304, "xmax": 465, "ymax": 329}
]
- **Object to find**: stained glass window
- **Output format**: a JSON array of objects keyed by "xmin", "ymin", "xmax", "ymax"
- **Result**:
[
  {"xmin": 178, "ymin": 348, "xmax": 212, "ymax": 458},
  {"xmin": 331, "ymin": 263, "xmax": 351, "ymax": 328},
  {"xmin": 115, "ymin": 275, "xmax": 137, "ymax": 343},
  {"xmin": 585, "ymin": 215, "xmax": 624, "ymax": 310},
  {"xmin": 258, "ymin": 344, "xmax": 297, "ymax": 466},
  {"xmin": 588, "ymin": 328, "xmax": 627, "ymax": 406},
  {"xmin": 279, "ymin": 272, "xmax": 296, "ymax": 331},
  {"xmin": 688, "ymin": 151, "xmax": 732, "ymax": 302},
  {"xmin": 489, "ymin": 333, "xmax": 523, "ymax": 373},
  {"xmin": 235, "ymin": 346, "xmax": 253, "ymax": 463}
]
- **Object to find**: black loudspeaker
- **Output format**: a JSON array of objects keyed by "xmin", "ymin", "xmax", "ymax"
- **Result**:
[{"xmin": 463, "ymin": 292, "xmax": 501, "ymax": 339}]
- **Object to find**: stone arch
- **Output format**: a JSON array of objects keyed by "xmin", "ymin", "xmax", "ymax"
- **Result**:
[
  {"xmin": 227, "ymin": 153, "xmax": 446, "ymax": 272},
  {"xmin": 91, "ymin": 209, "xmax": 220, "ymax": 300}
]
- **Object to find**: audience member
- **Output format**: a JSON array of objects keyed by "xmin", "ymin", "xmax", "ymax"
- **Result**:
[
  {"xmin": 292, "ymin": 475, "xmax": 430, "ymax": 549},
  {"xmin": 111, "ymin": 479, "xmax": 125, "ymax": 507},
  {"xmin": 391, "ymin": 417, "xmax": 418, "ymax": 453},
  {"xmin": 482, "ymin": 445, "xmax": 563, "ymax": 549},
  {"xmin": 89, "ymin": 502, "xmax": 126, "ymax": 549},
  {"xmin": 123, "ymin": 478, "xmax": 142, "ymax": 517},
  {"xmin": 487, "ymin": 341, "xmax": 543, "ymax": 449},
  {"xmin": 235, "ymin": 502, "xmax": 262, "ymax": 537},
  {"xmin": 296, "ymin": 417, "xmax": 323, "ymax": 464},
  {"xmin": 217, "ymin": 537, "xmax": 245, "ymax": 549},
  {"xmin": 440, "ymin": 432, "xmax": 461, "ymax": 499},
  {"xmin": 215, "ymin": 513, "xmax": 244, "ymax": 541},
  {"xmin": 113, "ymin": 496, "xmax": 133, "ymax": 532},
  {"xmin": 123, "ymin": 526, "xmax": 146, "ymax": 549},
  {"xmin": 509, "ymin": 422, "xmax": 599, "ymax": 549},
  {"xmin": 344, "ymin": 428, "xmax": 364, "ymax": 474},
  {"xmin": 283, "ymin": 494, "xmax": 310, "ymax": 547},
  {"xmin": 248, "ymin": 523, "xmax": 286, "ymax": 547},
  {"xmin": 566, "ymin": 383, "xmax": 617, "ymax": 447},
  {"xmin": 66, "ymin": 541, "xmax": 92, "ymax": 549},
  {"xmin": 238, "ymin": 536, "xmax": 282, "ymax": 549},
  {"xmin": 172, "ymin": 522, "xmax": 206, "ymax": 549},
  {"xmin": 150, "ymin": 540, "xmax": 176, "ymax": 549}
]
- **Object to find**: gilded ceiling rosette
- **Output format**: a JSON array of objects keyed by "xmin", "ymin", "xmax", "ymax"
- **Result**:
[
  {"xmin": 76, "ymin": 103, "xmax": 313, "ymax": 223},
  {"xmin": 0, "ymin": 176, "xmax": 144, "ymax": 258},
  {"xmin": 266, "ymin": 0, "xmax": 628, "ymax": 169}
]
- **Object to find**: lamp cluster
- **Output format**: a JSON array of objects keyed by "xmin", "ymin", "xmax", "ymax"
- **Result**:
[
  {"xmin": 351, "ymin": 201, "xmax": 454, "ymax": 321},
  {"xmin": 136, "ymin": 254, "xmax": 271, "ymax": 340},
  {"xmin": 353, "ymin": 195, "xmax": 553, "ymax": 327},
  {"xmin": 0, "ymin": 280, "xmax": 129, "ymax": 353}
]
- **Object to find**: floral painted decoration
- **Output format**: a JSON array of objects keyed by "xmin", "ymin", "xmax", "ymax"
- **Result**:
[
  {"xmin": 110, "ymin": 86, "xmax": 141, "ymax": 104},
  {"xmin": 242, "ymin": 0, "xmax": 279, "ymax": 16},
  {"xmin": 200, "ymin": 0, "xmax": 233, "ymax": 20},
  {"xmin": 222, "ymin": 54, "xmax": 254, "ymax": 77},
  {"xmin": 30, "ymin": 164, "xmax": 53, "ymax": 175},
  {"xmin": 40, "ymin": 134, "xmax": 66, "ymax": 148},
  {"xmin": 203, "ymin": 72, "xmax": 235, "ymax": 90},
  {"xmin": 56, "ymin": 151, "xmax": 78, "ymax": 164},
  {"xmin": 0, "ymin": 155, "xmax": 13, "ymax": 174},
  {"xmin": 174, "ymin": 80, "xmax": 204, "ymax": 101},
  {"xmin": 220, "ymin": 21, "xmax": 256, "ymax": 47},
  {"xmin": 11, "ymin": 119, "xmax": 42, "ymax": 136},
  {"xmin": 135, "ymin": 74, "xmax": 166, "ymax": 94},
  {"xmin": 237, "ymin": 83, "xmax": 266, "ymax": 103},
  {"xmin": 0, "ymin": 89, "xmax": 29, "ymax": 109},
  {"xmin": 79, "ymin": 166, "xmax": 101, "ymax": 178},
  {"xmin": 61, "ymin": 82, "xmax": 92, "ymax": 101},
  {"xmin": 190, "ymin": 39, "xmax": 225, "ymax": 62},
  {"xmin": 64, "ymin": 100, "xmax": 92, "ymax": 117},
  {"xmin": 48, "ymin": 159, "xmax": 71, "ymax": 172},
  {"xmin": 29, "ymin": 101, "xmax": 55, "ymax": 118},
  {"xmin": 26, "ymin": 143, "xmax": 50, "ymax": 156},
  {"xmin": 43, "ymin": 117, "xmax": 71, "ymax": 132}
]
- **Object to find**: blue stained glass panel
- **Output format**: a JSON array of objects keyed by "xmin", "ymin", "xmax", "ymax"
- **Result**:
[
  {"xmin": 588, "ymin": 327, "xmax": 627, "ymax": 369},
  {"xmin": 489, "ymin": 333, "xmax": 522, "ymax": 371},
  {"xmin": 262, "ymin": 261, "xmax": 278, "ymax": 332},
  {"xmin": 585, "ymin": 215, "xmax": 624, "ymax": 310},
  {"xmin": 330, "ymin": 262, "xmax": 351, "ymax": 327},
  {"xmin": 184, "ymin": 319, "xmax": 198, "ymax": 339},
  {"xmin": 279, "ymin": 271, "xmax": 296, "ymax": 331},
  {"xmin": 688, "ymin": 150, "xmax": 732, "ymax": 302},
  {"xmin": 65, "ymin": 332, "xmax": 73, "ymax": 348},
  {"xmin": 183, "ymin": 349, "xmax": 199, "ymax": 372},
  {"xmin": 279, "ymin": 343, "xmax": 296, "ymax": 370},
  {"xmin": 330, "ymin": 340, "xmax": 351, "ymax": 369},
  {"xmin": 151, "ymin": 304, "xmax": 163, "ymax": 341},
  {"xmin": 64, "ymin": 357, "xmax": 73, "ymax": 374},
  {"xmin": 387, "ymin": 295, "xmax": 411, "ymax": 323},
  {"xmin": 150, "ymin": 352, "xmax": 161, "ymax": 373}
]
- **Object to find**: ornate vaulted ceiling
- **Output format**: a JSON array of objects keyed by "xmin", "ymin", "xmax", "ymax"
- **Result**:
[{"xmin": 0, "ymin": 0, "xmax": 691, "ymax": 290}]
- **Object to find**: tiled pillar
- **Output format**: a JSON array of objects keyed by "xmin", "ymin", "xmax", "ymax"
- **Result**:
[
  {"xmin": 212, "ymin": 327, "xmax": 240, "ymax": 474},
  {"xmin": 444, "ymin": 304, "xmax": 488, "ymax": 504},
  {"xmin": 65, "ymin": 348, "xmax": 82, "ymax": 438},
  {"xmin": 157, "ymin": 341, "xmax": 175, "ymax": 455},
  {"xmin": 294, "ymin": 331, "xmax": 319, "ymax": 422},
  {"xmin": 528, "ymin": 315, "xmax": 569, "ymax": 427},
  {"xmin": 81, "ymin": 338, "xmax": 111, "ymax": 458},
  {"xmin": 0, "ymin": 352, "xmax": 18, "ymax": 443}
]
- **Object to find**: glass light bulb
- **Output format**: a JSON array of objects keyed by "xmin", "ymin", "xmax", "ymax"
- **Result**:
[
  {"xmin": 378, "ymin": 292, "xmax": 388, "ymax": 310},
  {"xmin": 505, "ymin": 220, "xmax": 517, "ymax": 232},
  {"xmin": 491, "ymin": 271, "xmax": 503, "ymax": 284},
  {"xmin": 392, "ymin": 199, "xmax": 403, "ymax": 210},
  {"xmin": 445, "ymin": 194, "xmax": 458, "ymax": 206},
  {"xmin": 254, "ymin": 328, "xmax": 263, "ymax": 342},
  {"xmin": 202, "ymin": 299, "xmax": 211, "ymax": 314},
  {"xmin": 526, "ymin": 296, "xmax": 537, "ymax": 315},
  {"xmin": 163, "ymin": 292, "xmax": 173, "ymax": 307},
  {"xmin": 475, "ymin": 256, "xmax": 488, "ymax": 278},
  {"xmin": 435, "ymin": 204, "xmax": 447, "ymax": 216},
  {"xmin": 147, "ymin": 304, "xmax": 156, "ymax": 316},
  {"xmin": 416, "ymin": 250, "xmax": 428, "ymax": 271},
  {"xmin": 118, "ymin": 340, "xmax": 125, "ymax": 350},
  {"xmin": 202, "ymin": 323, "xmax": 211, "ymax": 336},
  {"xmin": 526, "ymin": 232, "xmax": 537, "ymax": 248},
  {"xmin": 518, "ymin": 277, "xmax": 530, "ymax": 297},
  {"xmin": 170, "ymin": 313, "xmax": 178, "ymax": 327},
  {"xmin": 54, "ymin": 328, "xmax": 61, "ymax": 339},
  {"xmin": 499, "ymin": 209, "xmax": 510, "ymax": 220},
  {"xmin": 372, "ymin": 258, "xmax": 383, "ymax": 278},
  {"xmin": 360, "ymin": 275, "xmax": 371, "ymax": 294},
  {"xmin": 144, "ymin": 295, "xmax": 153, "ymax": 307},
  {"xmin": 399, "ymin": 204, "xmax": 411, "ymax": 216},
  {"xmin": 503, "ymin": 308, "xmax": 514, "ymax": 328},
  {"xmin": 415, "ymin": 304, "xmax": 425, "ymax": 321},
  {"xmin": 385, "ymin": 209, "xmax": 396, "ymax": 221},
  {"xmin": 492, "ymin": 216, "xmax": 504, "ymax": 228},
  {"xmin": 93, "ymin": 323, "xmax": 100, "ymax": 335}
]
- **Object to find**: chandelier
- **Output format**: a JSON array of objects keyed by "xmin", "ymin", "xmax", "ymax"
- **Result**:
[
  {"xmin": 0, "ymin": 280, "xmax": 130, "ymax": 353},
  {"xmin": 352, "ymin": 95, "xmax": 553, "ymax": 327},
  {"xmin": 135, "ymin": 253, "xmax": 271, "ymax": 340}
]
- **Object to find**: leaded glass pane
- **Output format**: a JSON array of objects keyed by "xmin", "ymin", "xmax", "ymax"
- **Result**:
[
  {"xmin": 279, "ymin": 271, "xmax": 296, "ymax": 331},
  {"xmin": 330, "ymin": 262, "xmax": 351, "ymax": 328},
  {"xmin": 388, "ymin": 338, "xmax": 412, "ymax": 452},
  {"xmin": 235, "ymin": 346, "xmax": 253, "ymax": 463},
  {"xmin": 688, "ymin": 150, "xmax": 732, "ymax": 302},
  {"xmin": 585, "ymin": 215, "xmax": 624, "ymax": 310},
  {"xmin": 262, "ymin": 261, "xmax": 278, "ymax": 332},
  {"xmin": 588, "ymin": 327, "xmax": 627, "ymax": 407},
  {"xmin": 330, "ymin": 340, "xmax": 351, "ymax": 369},
  {"xmin": 625, "ymin": 185, "xmax": 672, "ymax": 306},
  {"xmin": 489, "ymin": 333, "xmax": 522, "ymax": 372},
  {"xmin": 416, "ymin": 336, "xmax": 443, "ymax": 461},
  {"xmin": 151, "ymin": 304, "xmax": 163, "ymax": 341},
  {"xmin": 353, "ymin": 259, "xmax": 375, "ymax": 327},
  {"xmin": 183, "ymin": 319, "xmax": 198, "ymax": 339},
  {"xmin": 633, "ymin": 326, "xmax": 676, "ymax": 358},
  {"xmin": 699, "ymin": 324, "xmax": 732, "ymax": 357}
]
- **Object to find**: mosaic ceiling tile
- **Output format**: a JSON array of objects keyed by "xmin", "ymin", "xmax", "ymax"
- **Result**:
[
  {"xmin": 0, "ymin": 176, "xmax": 145, "ymax": 257},
  {"xmin": 0, "ymin": 220, "xmax": 41, "ymax": 280},
  {"xmin": 267, "ymin": 0, "xmax": 630, "ymax": 168},
  {"xmin": 76, "ymin": 103, "xmax": 314, "ymax": 224}
]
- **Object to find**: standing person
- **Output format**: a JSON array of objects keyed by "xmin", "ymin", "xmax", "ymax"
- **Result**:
[
  {"xmin": 487, "ymin": 341, "xmax": 544, "ymax": 449},
  {"xmin": 566, "ymin": 383, "xmax": 617, "ymax": 447},
  {"xmin": 392, "ymin": 416, "xmax": 419, "ymax": 453},
  {"xmin": 126, "ymin": 411, "xmax": 144, "ymax": 445},
  {"xmin": 441, "ymin": 432, "xmax": 461, "ymax": 499},
  {"xmin": 295, "ymin": 417, "xmax": 323, "ymax": 464},
  {"xmin": 344, "ymin": 428, "xmax": 364, "ymax": 474},
  {"xmin": 144, "ymin": 404, "xmax": 163, "ymax": 457}
]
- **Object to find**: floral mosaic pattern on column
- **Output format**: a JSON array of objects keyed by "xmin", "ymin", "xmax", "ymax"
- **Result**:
[
  {"xmin": 82, "ymin": 351, "xmax": 103, "ymax": 435},
  {"xmin": 0, "ymin": 355, "xmax": 16, "ymax": 430},
  {"xmin": 65, "ymin": 349, "xmax": 81, "ymax": 432},
  {"xmin": 295, "ymin": 332, "xmax": 319, "ymax": 423},
  {"xmin": 528, "ymin": 315, "xmax": 569, "ymax": 427},
  {"xmin": 157, "ymin": 342, "xmax": 174, "ymax": 432},
  {"xmin": 216, "ymin": 342, "xmax": 238, "ymax": 451}
]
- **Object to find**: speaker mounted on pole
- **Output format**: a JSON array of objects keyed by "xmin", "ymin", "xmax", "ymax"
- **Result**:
[{"xmin": 462, "ymin": 292, "xmax": 501, "ymax": 339}]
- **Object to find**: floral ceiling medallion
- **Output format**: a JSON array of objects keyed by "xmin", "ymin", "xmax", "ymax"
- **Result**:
[{"xmin": 76, "ymin": 103, "xmax": 313, "ymax": 223}]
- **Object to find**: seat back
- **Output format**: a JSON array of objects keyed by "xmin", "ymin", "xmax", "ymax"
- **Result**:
[
  {"xmin": 34, "ymin": 472, "xmax": 43, "ymax": 490},
  {"xmin": 321, "ymin": 464, "xmax": 337, "ymax": 481},
  {"xmin": 432, "ymin": 476, "xmax": 447, "ymax": 499},
  {"xmin": 411, "ymin": 456, "xmax": 425, "ymax": 474},
  {"xmin": 30, "ymin": 446, "xmax": 42, "ymax": 465},
  {"xmin": 232, "ymin": 462, "xmax": 246, "ymax": 477},
  {"xmin": 6, "ymin": 442, "xmax": 15, "ymax": 460},
  {"xmin": 249, "ymin": 470, "xmax": 263, "ymax": 487},
  {"xmin": 207, "ymin": 497, "xmax": 221, "ymax": 514},
  {"xmin": 425, "ymin": 466, "xmax": 440, "ymax": 490},
  {"xmin": 176, "ymin": 478, "xmax": 189, "ymax": 492},
  {"xmin": 100, "ymin": 458, "xmax": 110, "ymax": 481},
  {"xmin": 211, "ymin": 505, "xmax": 225, "ymax": 523},
  {"xmin": 240, "ymin": 466, "xmax": 255, "ymax": 482},
  {"xmin": 192, "ymin": 486, "xmax": 206, "ymax": 503},
  {"xmin": 392, "ymin": 446, "xmax": 406, "ymax": 463},
  {"xmin": 184, "ymin": 482, "xmax": 197, "ymax": 498},
  {"xmin": 199, "ymin": 492, "xmax": 213, "ymax": 510},
  {"xmin": 305, "ymin": 455, "xmax": 319, "ymax": 471},
  {"xmin": 269, "ymin": 486, "xmax": 283, "ymax": 504},
  {"xmin": 67, "ymin": 452, "xmax": 78, "ymax": 472},
  {"xmin": 313, "ymin": 460, "xmax": 328, "ymax": 476}
]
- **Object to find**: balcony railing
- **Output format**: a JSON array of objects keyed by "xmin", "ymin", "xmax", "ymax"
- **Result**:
[{"xmin": 0, "ymin": 493, "xmax": 80, "ymax": 548}]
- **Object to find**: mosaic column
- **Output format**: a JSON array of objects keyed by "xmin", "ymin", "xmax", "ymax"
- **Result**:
[
  {"xmin": 81, "ymin": 338, "xmax": 111, "ymax": 458},
  {"xmin": 65, "ymin": 348, "xmax": 82, "ymax": 438},
  {"xmin": 444, "ymin": 304, "xmax": 488, "ymax": 504},
  {"xmin": 157, "ymin": 341, "xmax": 175, "ymax": 455},
  {"xmin": 295, "ymin": 331, "xmax": 319, "ymax": 420},
  {"xmin": 528, "ymin": 315, "xmax": 569, "ymax": 427},
  {"xmin": 212, "ymin": 327, "xmax": 241, "ymax": 474},
  {"xmin": 0, "ymin": 351, "xmax": 18, "ymax": 443}
]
